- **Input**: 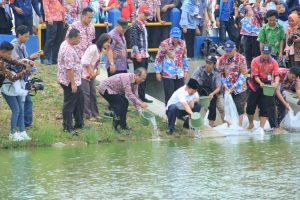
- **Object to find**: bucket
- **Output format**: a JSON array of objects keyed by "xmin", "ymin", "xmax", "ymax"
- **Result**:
[
  {"xmin": 263, "ymin": 85, "xmax": 276, "ymax": 96},
  {"xmin": 190, "ymin": 112, "xmax": 204, "ymax": 128},
  {"xmin": 200, "ymin": 96, "xmax": 211, "ymax": 107},
  {"xmin": 141, "ymin": 111, "xmax": 155, "ymax": 126}
]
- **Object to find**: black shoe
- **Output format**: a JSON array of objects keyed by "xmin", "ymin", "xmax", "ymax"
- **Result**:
[
  {"xmin": 166, "ymin": 129, "xmax": 174, "ymax": 135},
  {"xmin": 112, "ymin": 115, "xmax": 121, "ymax": 131},
  {"xmin": 183, "ymin": 117, "xmax": 190, "ymax": 129},
  {"xmin": 64, "ymin": 129, "xmax": 78, "ymax": 136},
  {"xmin": 103, "ymin": 111, "xmax": 114, "ymax": 119},
  {"xmin": 141, "ymin": 98, "xmax": 153, "ymax": 103},
  {"xmin": 74, "ymin": 124, "xmax": 84, "ymax": 129},
  {"xmin": 121, "ymin": 125, "xmax": 131, "ymax": 130}
]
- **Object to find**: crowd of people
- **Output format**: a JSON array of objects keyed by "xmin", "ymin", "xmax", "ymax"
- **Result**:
[{"xmin": 0, "ymin": 0, "xmax": 300, "ymax": 141}]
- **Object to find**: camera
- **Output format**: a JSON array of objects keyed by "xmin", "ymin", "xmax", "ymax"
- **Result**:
[
  {"xmin": 25, "ymin": 77, "xmax": 44, "ymax": 92},
  {"xmin": 291, "ymin": 33, "xmax": 300, "ymax": 40}
]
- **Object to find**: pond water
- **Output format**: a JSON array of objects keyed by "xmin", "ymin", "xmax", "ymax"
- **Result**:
[{"xmin": 1, "ymin": 134, "xmax": 300, "ymax": 199}]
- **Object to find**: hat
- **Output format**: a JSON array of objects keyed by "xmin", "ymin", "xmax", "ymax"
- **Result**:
[
  {"xmin": 117, "ymin": 18, "xmax": 128, "ymax": 30},
  {"xmin": 187, "ymin": 78, "xmax": 199, "ymax": 90},
  {"xmin": 139, "ymin": 4, "xmax": 151, "ymax": 14},
  {"xmin": 289, "ymin": 67, "xmax": 300, "ymax": 77},
  {"xmin": 261, "ymin": 44, "xmax": 272, "ymax": 54},
  {"xmin": 224, "ymin": 40, "xmax": 236, "ymax": 52},
  {"xmin": 170, "ymin": 27, "xmax": 182, "ymax": 38},
  {"xmin": 206, "ymin": 55, "xmax": 217, "ymax": 64}
]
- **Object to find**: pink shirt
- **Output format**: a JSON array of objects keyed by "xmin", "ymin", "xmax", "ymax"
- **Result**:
[
  {"xmin": 81, "ymin": 44, "xmax": 101, "ymax": 80},
  {"xmin": 57, "ymin": 40, "xmax": 82, "ymax": 86},
  {"xmin": 42, "ymin": 0, "xmax": 65, "ymax": 22},
  {"xmin": 68, "ymin": 21, "xmax": 96, "ymax": 58}
]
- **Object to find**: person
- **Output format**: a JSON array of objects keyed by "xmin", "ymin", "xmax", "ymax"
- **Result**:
[
  {"xmin": 0, "ymin": 41, "xmax": 32, "ymax": 141},
  {"xmin": 107, "ymin": 18, "xmax": 129, "ymax": 76},
  {"xmin": 81, "ymin": 33, "xmax": 111, "ymax": 121},
  {"xmin": 273, "ymin": 67, "xmax": 300, "ymax": 127},
  {"xmin": 57, "ymin": 28, "xmax": 84, "ymax": 135},
  {"xmin": 11, "ymin": 25, "xmax": 42, "ymax": 128},
  {"xmin": 42, "ymin": 0, "xmax": 65, "ymax": 65},
  {"xmin": 284, "ymin": 13, "xmax": 299, "ymax": 68},
  {"xmin": 238, "ymin": 0, "xmax": 263, "ymax": 69},
  {"xmin": 257, "ymin": 10, "xmax": 285, "ymax": 62},
  {"xmin": 286, "ymin": 13, "xmax": 300, "ymax": 68},
  {"xmin": 10, "ymin": 0, "xmax": 43, "ymax": 34},
  {"xmin": 192, "ymin": 55, "xmax": 224, "ymax": 127},
  {"xmin": 155, "ymin": 27, "xmax": 188, "ymax": 105},
  {"xmin": 179, "ymin": 0, "xmax": 202, "ymax": 58},
  {"xmin": 64, "ymin": 0, "xmax": 79, "ymax": 24},
  {"xmin": 98, "ymin": 68, "xmax": 148, "ymax": 132},
  {"xmin": 130, "ymin": 4, "xmax": 153, "ymax": 103},
  {"xmin": 68, "ymin": 7, "xmax": 95, "ymax": 59},
  {"xmin": 246, "ymin": 44, "xmax": 280, "ymax": 133},
  {"xmin": 217, "ymin": 40, "xmax": 248, "ymax": 127},
  {"xmin": 159, "ymin": 0, "xmax": 178, "ymax": 40},
  {"xmin": 214, "ymin": 0, "xmax": 238, "ymax": 45},
  {"xmin": 166, "ymin": 78, "xmax": 201, "ymax": 134},
  {"xmin": 0, "ymin": 0, "xmax": 13, "ymax": 34},
  {"xmin": 107, "ymin": 0, "xmax": 135, "ymax": 21}
]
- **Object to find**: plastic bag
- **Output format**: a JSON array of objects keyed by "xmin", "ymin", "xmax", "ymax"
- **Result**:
[
  {"xmin": 280, "ymin": 109, "xmax": 300, "ymax": 131},
  {"xmin": 224, "ymin": 92, "xmax": 239, "ymax": 126},
  {"xmin": 204, "ymin": 110, "xmax": 209, "ymax": 126}
]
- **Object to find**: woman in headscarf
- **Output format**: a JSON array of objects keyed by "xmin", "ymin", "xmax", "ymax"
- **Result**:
[{"xmin": 286, "ymin": 13, "xmax": 300, "ymax": 68}]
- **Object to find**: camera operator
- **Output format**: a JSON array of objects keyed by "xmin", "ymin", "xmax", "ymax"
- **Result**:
[
  {"xmin": 11, "ymin": 25, "xmax": 43, "ymax": 128},
  {"xmin": 0, "ymin": 41, "xmax": 33, "ymax": 141}
]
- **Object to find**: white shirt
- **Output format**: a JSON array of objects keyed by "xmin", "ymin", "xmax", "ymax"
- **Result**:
[{"xmin": 166, "ymin": 86, "xmax": 199, "ymax": 110}]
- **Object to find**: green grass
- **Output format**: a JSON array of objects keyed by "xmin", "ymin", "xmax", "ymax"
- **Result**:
[{"xmin": 0, "ymin": 64, "xmax": 174, "ymax": 148}]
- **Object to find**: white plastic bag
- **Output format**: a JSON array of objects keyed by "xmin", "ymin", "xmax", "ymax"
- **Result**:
[
  {"xmin": 281, "ymin": 109, "xmax": 300, "ymax": 131},
  {"xmin": 204, "ymin": 110, "xmax": 209, "ymax": 126},
  {"xmin": 224, "ymin": 92, "xmax": 239, "ymax": 126}
]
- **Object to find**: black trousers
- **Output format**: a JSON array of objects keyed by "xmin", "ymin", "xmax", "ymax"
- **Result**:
[
  {"xmin": 219, "ymin": 17, "xmax": 238, "ymax": 45},
  {"xmin": 243, "ymin": 35, "xmax": 260, "ymax": 69},
  {"xmin": 107, "ymin": 68, "xmax": 128, "ymax": 77},
  {"xmin": 132, "ymin": 58, "xmax": 148, "ymax": 100},
  {"xmin": 183, "ymin": 29, "xmax": 196, "ymax": 58},
  {"xmin": 15, "ymin": 16, "xmax": 33, "ymax": 34},
  {"xmin": 44, "ymin": 21, "xmax": 64, "ymax": 63},
  {"xmin": 163, "ymin": 77, "xmax": 184, "ymax": 105},
  {"xmin": 102, "ymin": 90, "xmax": 129, "ymax": 128},
  {"xmin": 268, "ymin": 96, "xmax": 287, "ymax": 128},
  {"xmin": 61, "ymin": 84, "xmax": 84, "ymax": 131}
]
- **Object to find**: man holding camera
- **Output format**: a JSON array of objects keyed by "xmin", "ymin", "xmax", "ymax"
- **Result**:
[{"xmin": 11, "ymin": 25, "xmax": 42, "ymax": 128}]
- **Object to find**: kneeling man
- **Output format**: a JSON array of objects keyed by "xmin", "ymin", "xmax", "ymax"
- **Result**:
[{"xmin": 166, "ymin": 78, "xmax": 201, "ymax": 134}]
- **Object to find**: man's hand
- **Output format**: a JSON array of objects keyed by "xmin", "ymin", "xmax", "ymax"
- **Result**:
[
  {"xmin": 208, "ymin": 92, "xmax": 214, "ymax": 98},
  {"xmin": 279, "ymin": 53, "xmax": 283, "ymax": 61},
  {"xmin": 71, "ymin": 83, "xmax": 77, "ymax": 93},
  {"xmin": 259, "ymin": 82, "xmax": 265, "ymax": 87},
  {"xmin": 271, "ymin": 82, "xmax": 278, "ymax": 88},
  {"xmin": 140, "ymin": 102, "xmax": 148, "ymax": 109},
  {"xmin": 294, "ymin": 36, "xmax": 300, "ymax": 43},
  {"xmin": 39, "ymin": 17, "xmax": 43, "ymax": 24},
  {"xmin": 285, "ymin": 102, "xmax": 290, "ymax": 110},
  {"xmin": 159, "ymin": 20, "xmax": 166, "ymax": 25},
  {"xmin": 216, "ymin": 19, "xmax": 220, "ymax": 28},
  {"xmin": 182, "ymin": 27, "xmax": 187, "ymax": 33},
  {"xmin": 109, "ymin": 65, "xmax": 116, "ymax": 74},
  {"xmin": 156, "ymin": 73, "xmax": 162, "ymax": 81},
  {"xmin": 15, "ymin": 7, "xmax": 23, "ymax": 15},
  {"xmin": 161, "ymin": 5, "xmax": 168, "ymax": 12},
  {"xmin": 184, "ymin": 71, "xmax": 188, "ymax": 80},
  {"xmin": 48, "ymin": 19, "xmax": 53, "ymax": 25},
  {"xmin": 30, "ymin": 52, "xmax": 40, "ymax": 60}
]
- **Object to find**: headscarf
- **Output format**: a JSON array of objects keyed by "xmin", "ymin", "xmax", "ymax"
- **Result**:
[{"xmin": 287, "ymin": 13, "xmax": 299, "ymax": 34}]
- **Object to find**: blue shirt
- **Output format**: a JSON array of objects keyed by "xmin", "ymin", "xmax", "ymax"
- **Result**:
[
  {"xmin": 219, "ymin": 0, "xmax": 234, "ymax": 21},
  {"xmin": 10, "ymin": 0, "xmax": 41, "ymax": 18}
]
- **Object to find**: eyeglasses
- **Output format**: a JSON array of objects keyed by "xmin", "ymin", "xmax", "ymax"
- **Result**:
[{"xmin": 172, "ymin": 37, "xmax": 180, "ymax": 39}]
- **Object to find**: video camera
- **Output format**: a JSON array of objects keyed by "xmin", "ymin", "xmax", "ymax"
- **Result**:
[{"xmin": 25, "ymin": 77, "xmax": 44, "ymax": 94}]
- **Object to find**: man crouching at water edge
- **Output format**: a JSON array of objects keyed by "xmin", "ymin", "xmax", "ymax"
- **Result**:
[
  {"xmin": 166, "ymin": 78, "xmax": 201, "ymax": 135},
  {"xmin": 57, "ymin": 29, "xmax": 84, "ymax": 136},
  {"xmin": 98, "ymin": 68, "xmax": 148, "ymax": 132}
]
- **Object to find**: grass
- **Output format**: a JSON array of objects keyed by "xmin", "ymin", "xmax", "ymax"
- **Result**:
[{"xmin": 0, "ymin": 63, "xmax": 182, "ymax": 149}]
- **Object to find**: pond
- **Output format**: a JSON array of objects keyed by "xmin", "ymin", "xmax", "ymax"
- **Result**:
[{"xmin": 1, "ymin": 134, "xmax": 300, "ymax": 199}]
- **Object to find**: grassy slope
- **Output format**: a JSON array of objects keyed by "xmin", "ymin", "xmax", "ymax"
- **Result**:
[{"xmin": 0, "ymin": 64, "xmax": 187, "ymax": 149}]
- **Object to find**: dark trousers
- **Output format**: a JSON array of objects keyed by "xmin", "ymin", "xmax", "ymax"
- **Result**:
[
  {"xmin": 132, "ymin": 58, "xmax": 148, "ymax": 100},
  {"xmin": 166, "ymin": 102, "xmax": 201, "ymax": 131},
  {"xmin": 81, "ymin": 78, "xmax": 99, "ymax": 118},
  {"xmin": 183, "ymin": 29, "xmax": 196, "ymax": 58},
  {"xmin": 107, "ymin": 68, "xmax": 127, "ymax": 77},
  {"xmin": 219, "ymin": 17, "xmax": 238, "ymax": 45},
  {"xmin": 61, "ymin": 84, "xmax": 84, "ymax": 131},
  {"xmin": 268, "ymin": 96, "xmax": 287, "ymax": 128},
  {"xmin": 24, "ymin": 94, "xmax": 33, "ymax": 127},
  {"xmin": 102, "ymin": 90, "xmax": 129, "ymax": 128},
  {"xmin": 163, "ymin": 77, "xmax": 185, "ymax": 105},
  {"xmin": 15, "ymin": 16, "xmax": 33, "ymax": 34},
  {"xmin": 147, "ymin": 25, "xmax": 169, "ymax": 48},
  {"xmin": 243, "ymin": 35, "xmax": 260, "ymax": 69},
  {"xmin": 44, "ymin": 21, "xmax": 64, "ymax": 63},
  {"xmin": 0, "ymin": 28, "xmax": 12, "ymax": 34},
  {"xmin": 208, "ymin": 96, "xmax": 218, "ymax": 121}
]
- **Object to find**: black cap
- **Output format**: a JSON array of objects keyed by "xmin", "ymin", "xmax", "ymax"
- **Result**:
[
  {"xmin": 117, "ymin": 18, "xmax": 128, "ymax": 30},
  {"xmin": 261, "ymin": 44, "xmax": 272, "ymax": 54},
  {"xmin": 206, "ymin": 55, "xmax": 217, "ymax": 64},
  {"xmin": 187, "ymin": 78, "xmax": 199, "ymax": 90},
  {"xmin": 289, "ymin": 67, "xmax": 300, "ymax": 77}
]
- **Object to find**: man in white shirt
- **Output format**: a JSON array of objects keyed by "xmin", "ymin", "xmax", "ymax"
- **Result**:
[{"xmin": 166, "ymin": 78, "xmax": 201, "ymax": 134}]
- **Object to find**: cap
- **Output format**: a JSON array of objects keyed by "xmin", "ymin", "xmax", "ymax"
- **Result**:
[
  {"xmin": 261, "ymin": 44, "xmax": 272, "ymax": 54},
  {"xmin": 224, "ymin": 40, "xmax": 236, "ymax": 52},
  {"xmin": 139, "ymin": 4, "xmax": 151, "ymax": 14},
  {"xmin": 206, "ymin": 55, "xmax": 217, "ymax": 64},
  {"xmin": 187, "ymin": 78, "xmax": 199, "ymax": 90},
  {"xmin": 117, "ymin": 18, "xmax": 128, "ymax": 30},
  {"xmin": 170, "ymin": 27, "xmax": 182, "ymax": 38}
]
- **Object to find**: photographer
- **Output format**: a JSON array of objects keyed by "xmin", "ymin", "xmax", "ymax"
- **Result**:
[
  {"xmin": 0, "ymin": 41, "xmax": 32, "ymax": 141},
  {"xmin": 11, "ymin": 25, "xmax": 43, "ymax": 128}
]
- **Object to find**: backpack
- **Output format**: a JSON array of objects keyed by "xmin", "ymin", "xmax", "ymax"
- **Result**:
[{"xmin": 201, "ymin": 39, "xmax": 222, "ymax": 57}]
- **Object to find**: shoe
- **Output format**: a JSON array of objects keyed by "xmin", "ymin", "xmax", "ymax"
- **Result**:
[
  {"xmin": 19, "ymin": 131, "xmax": 32, "ymax": 141},
  {"xmin": 41, "ymin": 58, "xmax": 52, "ymax": 65},
  {"xmin": 103, "ymin": 111, "xmax": 114, "ymax": 119},
  {"xmin": 141, "ymin": 98, "xmax": 153, "ymax": 103},
  {"xmin": 9, "ymin": 132, "xmax": 23, "ymax": 141},
  {"xmin": 183, "ymin": 117, "xmax": 190, "ymax": 129},
  {"xmin": 112, "ymin": 115, "xmax": 121, "ymax": 131},
  {"xmin": 121, "ymin": 125, "xmax": 131, "ymax": 130},
  {"xmin": 74, "ymin": 124, "xmax": 84, "ymax": 129},
  {"xmin": 166, "ymin": 129, "xmax": 174, "ymax": 135},
  {"xmin": 64, "ymin": 129, "xmax": 78, "ymax": 136}
]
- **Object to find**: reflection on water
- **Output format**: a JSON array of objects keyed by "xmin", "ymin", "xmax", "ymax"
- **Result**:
[{"xmin": 1, "ymin": 134, "xmax": 300, "ymax": 199}]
